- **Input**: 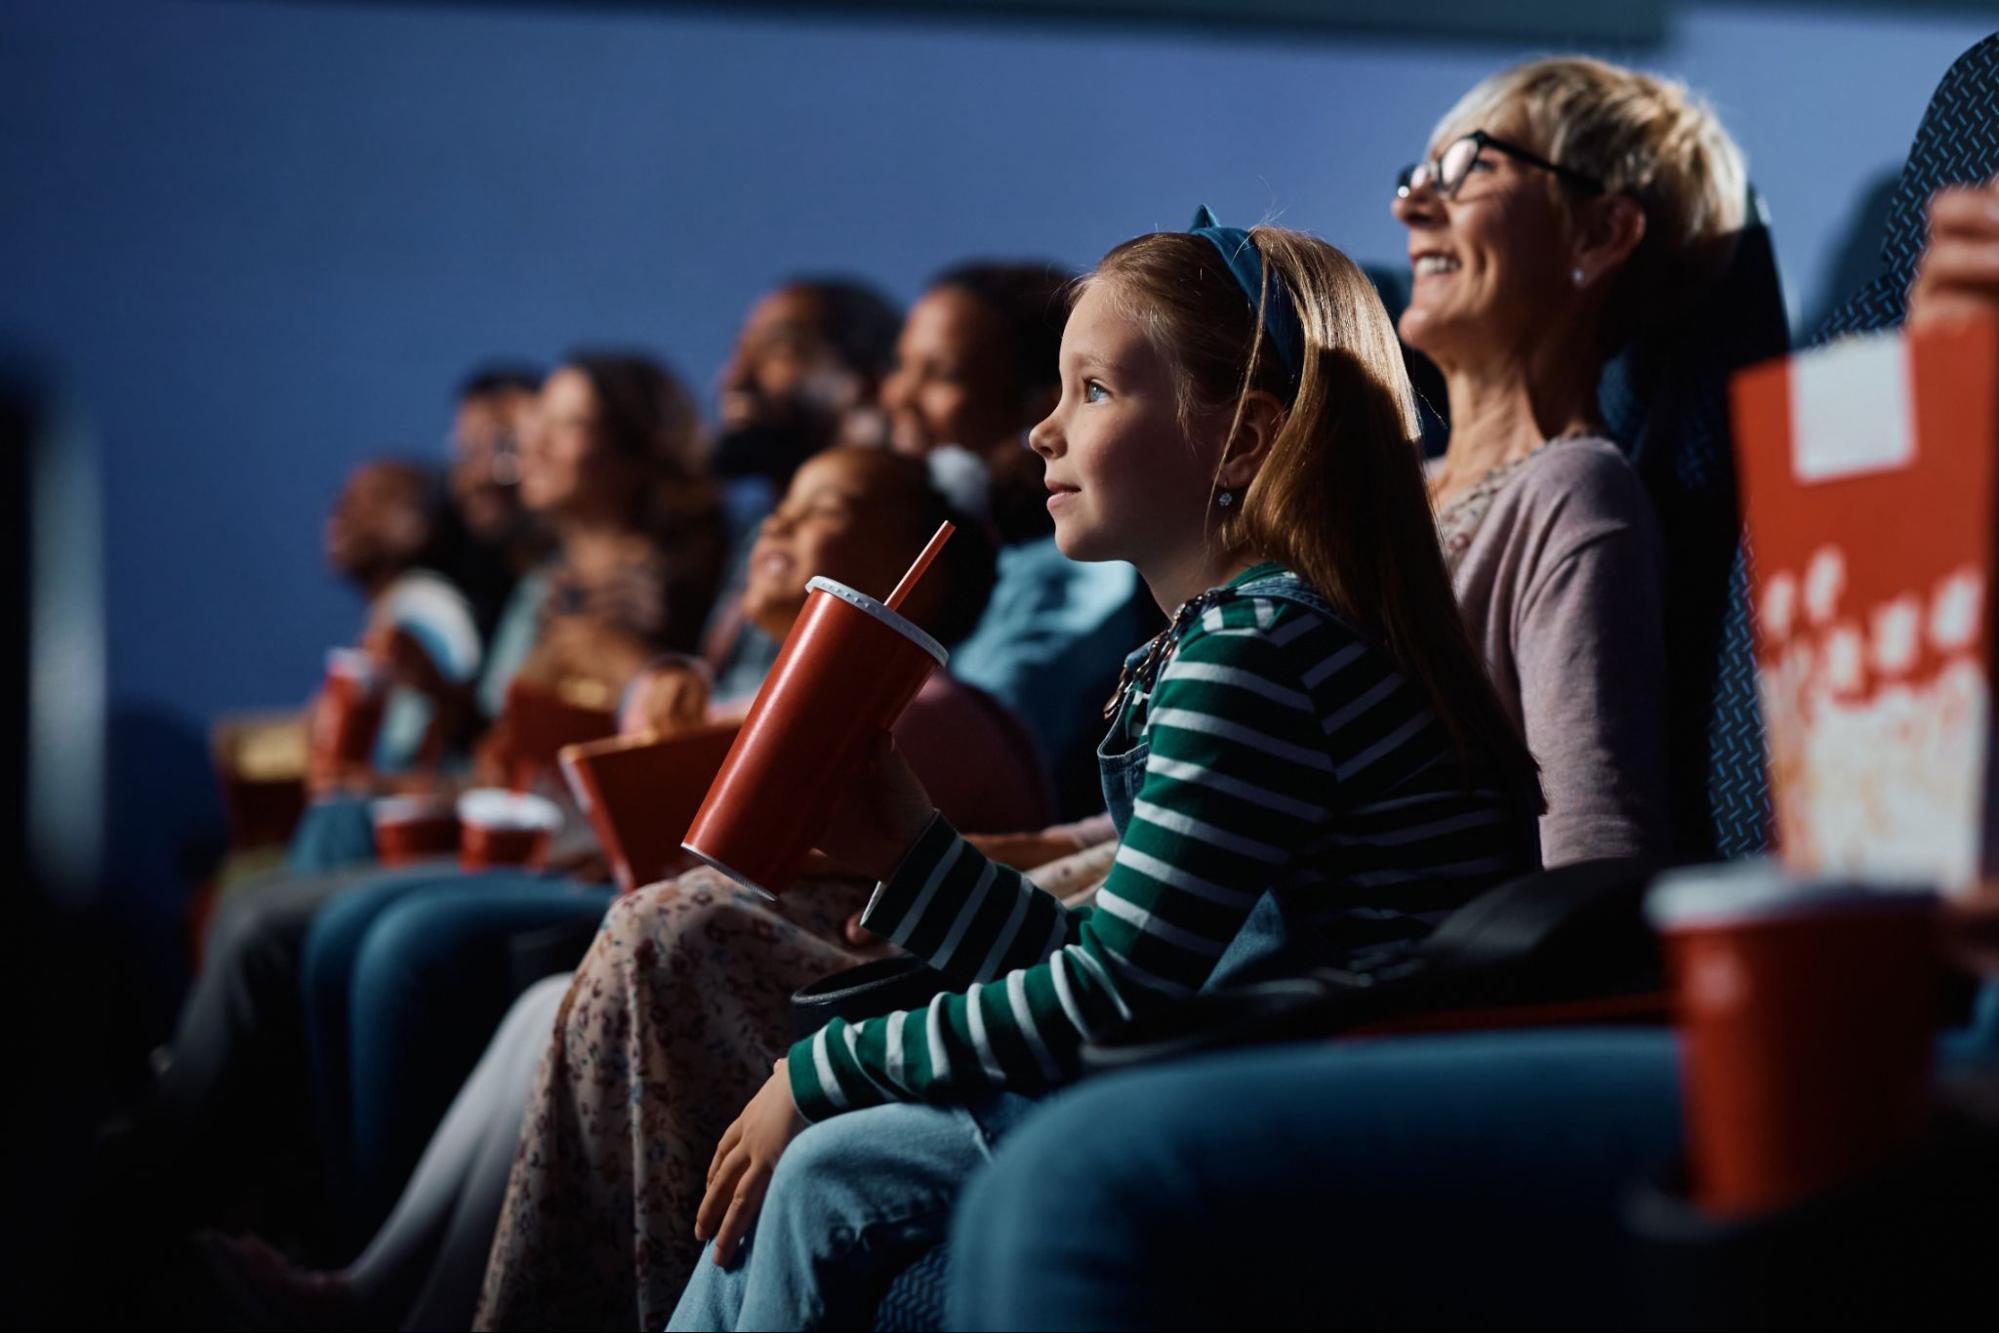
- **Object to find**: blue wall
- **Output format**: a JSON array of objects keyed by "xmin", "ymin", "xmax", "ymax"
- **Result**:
[{"xmin": 1, "ymin": 0, "xmax": 1992, "ymax": 816}]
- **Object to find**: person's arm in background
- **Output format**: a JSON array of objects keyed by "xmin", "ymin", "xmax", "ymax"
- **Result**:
[{"xmin": 1909, "ymin": 179, "xmax": 1999, "ymax": 329}]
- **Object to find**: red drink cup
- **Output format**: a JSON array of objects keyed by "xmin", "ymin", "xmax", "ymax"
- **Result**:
[
  {"xmin": 682, "ymin": 576, "xmax": 945, "ymax": 896},
  {"xmin": 456, "ymin": 789, "xmax": 562, "ymax": 871},
  {"xmin": 315, "ymin": 648, "xmax": 387, "ymax": 775},
  {"xmin": 1647, "ymin": 863, "xmax": 1940, "ymax": 1217},
  {"xmin": 371, "ymin": 794, "xmax": 460, "ymax": 866}
]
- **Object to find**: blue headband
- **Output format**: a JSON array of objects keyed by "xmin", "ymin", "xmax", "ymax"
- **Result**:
[{"xmin": 1187, "ymin": 205, "xmax": 1305, "ymax": 383}]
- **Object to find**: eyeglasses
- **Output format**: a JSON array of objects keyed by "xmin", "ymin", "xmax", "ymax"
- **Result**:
[{"xmin": 1396, "ymin": 130, "xmax": 1605, "ymax": 201}]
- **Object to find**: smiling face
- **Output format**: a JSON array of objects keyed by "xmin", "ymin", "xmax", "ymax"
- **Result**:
[
  {"xmin": 326, "ymin": 461, "xmax": 430, "ymax": 584},
  {"xmin": 1026, "ymin": 280, "xmax": 1220, "ymax": 571},
  {"xmin": 717, "ymin": 286, "xmax": 860, "ymax": 441},
  {"xmin": 878, "ymin": 287, "xmax": 1026, "ymax": 460},
  {"xmin": 1391, "ymin": 121, "xmax": 1577, "ymax": 372},
  {"xmin": 517, "ymin": 366, "xmax": 635, "ymax": 519},
  {"xmin": 449, "ymin": 388, "xmax": 533, "ymax": 544},
  {"xmin": 740, "ymin": 449, "xmax": 920, "ymax": 640}
]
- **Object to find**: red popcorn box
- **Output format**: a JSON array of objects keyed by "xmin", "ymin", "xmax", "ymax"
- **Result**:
[
  {"xmin": 504, "ymin": 678, "xmax": 620, "ymax": 791},
  {"xmin": 558, "ymin": 720, "xmax": 742, "ymax": 895},
  {"xmin": 1732, "ymin": 314, "xmax": 1999, "ymax": 893}
]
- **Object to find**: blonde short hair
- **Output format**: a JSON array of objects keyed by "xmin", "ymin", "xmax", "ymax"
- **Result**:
[{"xmin": 1434, "ymin": 56, "xmax": 1749, "ymax": 344}]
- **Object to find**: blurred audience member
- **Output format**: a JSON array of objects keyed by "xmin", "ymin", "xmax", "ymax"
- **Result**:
[
  {"xmin": 479, "ymin": 351, "xmax": 727, "ymax": 726},
  {"xmin": 445, "ymin": 364, "xmax": 546, "ymax": 639},
  {"xmin": 712, "ymin": 278, "xmax": 900, "ymax": 525},
  {"xmin": 703, "ymin": 278, "xmax": 903, "ymax": 700},
  {"xmin": 311, "ymin": 459, "xmax": 483, "ymax": 791}
]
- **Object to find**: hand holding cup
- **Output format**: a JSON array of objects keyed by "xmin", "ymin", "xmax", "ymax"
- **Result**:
[
  {"xmin": 363, "ymin": 621, "xmax": 447, "ymax": 696},
  {"xmin": 810, "ymin": 733, "xmax": 938, "ymax": 883}
]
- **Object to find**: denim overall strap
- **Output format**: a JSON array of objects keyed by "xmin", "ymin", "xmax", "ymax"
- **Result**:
[
  {"xmin": 1096, "ymin": 641, "xmax": 1158, "ymax": 839},
  {"xmin": 1095, "ymin": 569, "xmax": 1353, "ymax": 843}
]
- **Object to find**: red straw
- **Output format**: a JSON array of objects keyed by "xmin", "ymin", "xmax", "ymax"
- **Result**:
[{"xmin": 884, "ymin": 520, "xmax": 955, "ymax": 612}]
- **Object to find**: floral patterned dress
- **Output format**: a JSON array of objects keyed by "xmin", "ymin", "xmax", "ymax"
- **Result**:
[{"xmin": 474, "ymin": 843, "xmax": 1116, "ymax": 1331}]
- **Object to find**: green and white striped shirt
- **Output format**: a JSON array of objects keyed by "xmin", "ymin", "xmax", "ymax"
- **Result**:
[{"xmin": 789, "ymin": 563, "xmax": 1534, "ymax": 1121}]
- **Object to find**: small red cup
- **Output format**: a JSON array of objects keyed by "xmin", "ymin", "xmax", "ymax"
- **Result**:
[
  {"xmin": 682, "ymin": 577, "xmax": 945, "ymax": 896},
  {"xmin": 314, "ymin": 648, "xmax": 387, "ymax": 776},
  {"xmin": 370, "ymin": 794, "xmax": 460, "ymax": 866},
  {"xmin": 455, "ymin": 789, "xmax": 562, "ymax": 872},
  {"xmin": 1648, "ymin": 862, "xmax": 1940, "ymax": 1217}
]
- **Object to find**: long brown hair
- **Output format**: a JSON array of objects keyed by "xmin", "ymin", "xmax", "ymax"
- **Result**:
[
  {"xmin": 564, "ymin": 350, "xmax": 726, "ymax": 652},
  {"xmin": 1091, "ymin": 228, "xmax": 1542, "ymax": 807}
]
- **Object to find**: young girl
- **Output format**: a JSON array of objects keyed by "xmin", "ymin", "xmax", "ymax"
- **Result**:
[{"xmin": 670, "ymin": 215, "xmax": 1545, "ymax": 1330}]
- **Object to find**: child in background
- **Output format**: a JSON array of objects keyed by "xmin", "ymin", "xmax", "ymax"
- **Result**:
[{"xmin": 671, "ymin": 215, "xmax": 1545, "ymax": 1329}]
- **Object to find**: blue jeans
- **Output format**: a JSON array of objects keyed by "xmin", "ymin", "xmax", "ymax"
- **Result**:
[
  {"xmin": 947, "ymin": 1006, "xmax": 1999, "ymax": 1331},
  {"xmin": 951, "ymin": 1029, "xmax": 1686, "ymax": 1330},
  {"xmin": 301, "ymin": 867, "xmax": 612, "ymax": 1237},
  {"xmin": 287, "ymin": 795, "xmax": 379, "ymax": 874},
  {"xmin": 668, "ymin": 1095, "xmax": 1038, "ymax": 1331}
]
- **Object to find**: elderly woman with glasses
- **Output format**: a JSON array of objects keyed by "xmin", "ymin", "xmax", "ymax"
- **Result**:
[{"xmin": 1392, "ymin": 56, "xmax": 1748, "ymax": 866}]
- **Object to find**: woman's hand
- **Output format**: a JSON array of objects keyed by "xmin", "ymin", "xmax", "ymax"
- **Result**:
[
  {"xmin": 810, "ymin": 733, "xmax": 937, "ymax": 882},
  {"xmin": 471, "ymin": 721, "xmax": 519, "ymax": 789},
  {"xmin": 363, "ymin": 622, "xmax": 448, "ymax": 697},
  {"xmin": 1910, "ymin": 179, "xmax": 1999, "ymax": 330},
  {"xmin": 696, "ymin": 1060, "xmax": 809, "ymax": 1267}
]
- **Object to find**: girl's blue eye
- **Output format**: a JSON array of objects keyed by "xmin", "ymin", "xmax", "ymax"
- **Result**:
[{"xmin": 1083, "ymin": 380, "xmax": 1108, "ymax": 403}]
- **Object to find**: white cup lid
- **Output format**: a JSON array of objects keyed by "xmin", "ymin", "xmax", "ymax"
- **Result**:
[
  {"xmin": 1645, "ymin": 857, "xmax": 1935, "ymax": 931},
  {"xmin": 805, "ymin": 577, "xmax": 947, "ymax": 666},
  {"xmin": 456, "ymin": 788, "xmax": 564, "ymax": 832}
]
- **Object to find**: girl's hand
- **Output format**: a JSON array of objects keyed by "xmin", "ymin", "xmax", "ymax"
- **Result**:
[
  {"xmin": 811, "ymin": 733, "xmax": 937, "ymax": 881},
  {"xmin": 696, "ymin": 1060, "xmax": 809, "ymax": 1267}
]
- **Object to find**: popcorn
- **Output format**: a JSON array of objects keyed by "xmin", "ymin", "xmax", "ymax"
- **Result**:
[
  {"xmin": 1803, "ymin": 546, "xmax": 1846, "ymax": 626},
  {"xmin": 1869, "ymin": 597, "xmax": 1921, "ymax": 676},
  {"xmin": 1825, "ymin": 622, "xmax": 1866, "ymax": 695},
  {"xmin": 1930, "ymin": 567, "xmax": 1983, "ymax": 653},
  {"xmin": 1761, "ymin": 571, "xmax": 1798, "ymax": 641},
  {"xmin": 1731, "ymin": 319, "xmax": 1999, "ymax": 895}
]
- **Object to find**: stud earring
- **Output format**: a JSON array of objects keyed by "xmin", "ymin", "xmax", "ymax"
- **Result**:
[
  {"xmin": 1217, "ymin": 489, "xmax": 1234, "ymax": 509},
  {"xmin": 1571, "ymin": 267, "xmax": 1586, "ymax": 287}
]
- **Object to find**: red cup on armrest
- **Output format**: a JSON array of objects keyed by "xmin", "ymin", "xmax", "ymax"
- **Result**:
[
  {"xmin": 456, "ymin": 789, "xmax": 563, "ymax": 871},
  {"xmin": 682, "ymin": 577, "xmax": 944, "ymax": 897},
  {"xmin": 1648, "ymin": 862, "xmax": 1940, "ymax": 1218},
  {"xmin": 370, "ymin": 794, "xmax": 460, "ymax": 866},
  {"xmin": 315, "ymin": 648, "xmax": 387, "ymax": 774}
]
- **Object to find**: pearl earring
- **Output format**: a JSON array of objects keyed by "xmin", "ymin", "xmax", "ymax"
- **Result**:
[{"xmin": 1572, "ymin": 267, "xmax": 1586, "ymax": 287}]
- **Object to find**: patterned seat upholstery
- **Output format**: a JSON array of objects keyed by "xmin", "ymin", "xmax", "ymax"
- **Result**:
[
  {"xmin": 1817, "ymin": 33, "xmax": 1999, "ymax": 342},
  {"xmin": 1598, "ymin": 191, "xmax": 1790, "ymax": 861}
]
